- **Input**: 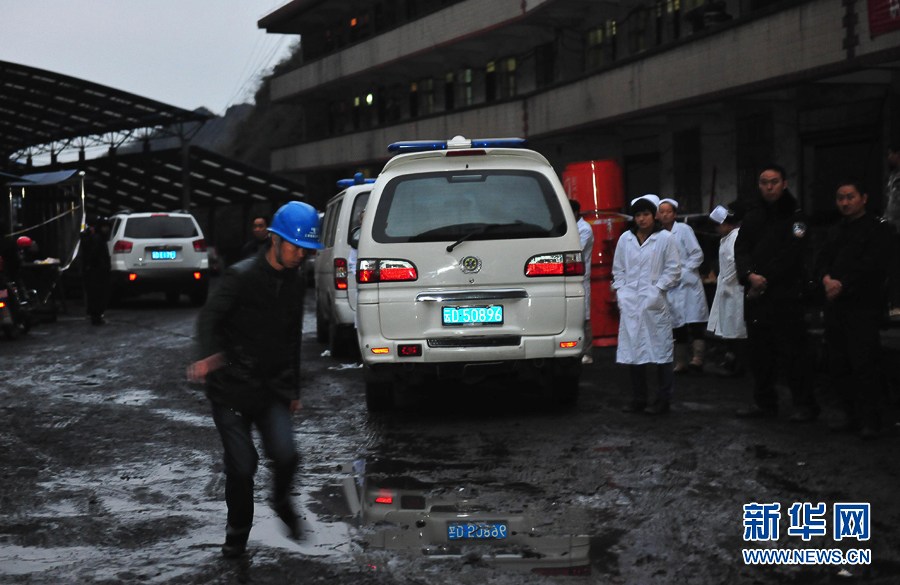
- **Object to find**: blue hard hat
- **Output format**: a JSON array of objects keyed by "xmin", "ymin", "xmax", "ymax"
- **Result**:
[{"xmin": 268, "ymin": 201, "xmax": 324, "ymax": 250}]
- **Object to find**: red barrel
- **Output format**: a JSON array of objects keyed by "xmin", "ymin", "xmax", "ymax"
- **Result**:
[
  {"xmin": 563, "ymin": 160, "xmax": 626, "ymax": 347},
  {"xmin": 562, "ymin": 160, "xmax": 624, "ymax": 213}
]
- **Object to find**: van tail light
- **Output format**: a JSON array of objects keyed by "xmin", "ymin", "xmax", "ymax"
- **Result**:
[
  {"xmin": 334, "ymin": 258, "xmax": 348, "ymax": 290},
  {"xmin": 525, "ymin": 252, "xmax": 584, "ymax": 276},
  {"xmin": 113, "ymin": 240, "xmax": 133, "ymax": 254},
  {"xmin": 357, "ymin": 259, "xmax": 417, "ymax": 283},
  {"xmin": 192, "ymin": 238, "xmax": 207, "ymax": 252}
]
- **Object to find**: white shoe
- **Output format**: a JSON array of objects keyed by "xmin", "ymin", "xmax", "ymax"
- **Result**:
[{"xmin": 581, "ymin": 354, "xmax": 593, "ymax": 365}]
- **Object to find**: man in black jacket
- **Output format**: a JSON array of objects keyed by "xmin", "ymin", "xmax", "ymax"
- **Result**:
[
  {"xmin": 734, "ymin": 164, "xmax": 819, "ymax": 422},
  {"xmin": 188, "ymin": 201, "xmax": 323, "ymax": 558},
  {"xmin": 816, "ymin": 180, "xmax": 891, "ymax": 439}
]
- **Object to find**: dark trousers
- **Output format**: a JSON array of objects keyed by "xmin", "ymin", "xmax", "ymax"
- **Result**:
[
  {"xmin": 745, "ymin": 299, "xmax": 817, "ymax": 413},
  {"xmin": 629, "ymin": 363, "xmax": 674, "ymax": 406},
  {"xmin": 824, "ymin": 304, "xmax": 885, "ymax": 431},
  {"xmin": 83, "ymin": 272, "xmax": 109, "ymax": 319},
  {"xmin": 211, "ymin": 399, "xmax": 298, "ymax": 532}
]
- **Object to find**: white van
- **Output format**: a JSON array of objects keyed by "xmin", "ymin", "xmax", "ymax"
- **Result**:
[
  {"xmin": 315, "ymin": 175, "xmax": 374, "ymax": 357},
  {"xmin": 355, "ymin": 136, "xmax": 586, "ymax": 410}
]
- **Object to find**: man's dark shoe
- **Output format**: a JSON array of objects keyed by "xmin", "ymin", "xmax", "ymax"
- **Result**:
[
  {"xmin": 829, "ymin": 419, "xmax": 860, "ymax": 433},
  {"xmin": 859, "ymin": 427, "xmax": 881, "ymax": 441},
  {"xmin": 788, "ymin": 408, "xmax": 819, "ymax": 423},
  {"xmin": 735, "ymin": 405, "xmax": 777, "ymax": 419},
  {"xmin": 271, "ymin": 498, "xmax": 302, "ymax": 540},
  {"xmin": 621, "ymin": 401, "xmax": 647, "ymax": 414},
  {"xmin": 644, "ymin": 401, "xmax": 671, "ymax": 415},
  {"xmin": 221, "ymin": 527, "xmax": 249, "ymax": 559}
]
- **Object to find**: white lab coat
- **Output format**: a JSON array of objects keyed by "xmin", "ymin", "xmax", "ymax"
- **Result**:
[
  {"xmin": 577, "ymin": 217, "xmax": 594, "ymax": 319},
  {"xmin": 612, "ymin": 229, "xmax": 681, "ymax": 364},
  {"xmin": 706, "ymin": 228, "xmax": 746, "ymax": 339},
  {"xmin": 666, "ymin": 221, "xmax": 709, "ymax": 327}
]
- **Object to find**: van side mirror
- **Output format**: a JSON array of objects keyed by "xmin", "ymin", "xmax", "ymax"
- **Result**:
[{"xmin": 349, "ymin": 226, "xmax": 361, "ymax": 249}]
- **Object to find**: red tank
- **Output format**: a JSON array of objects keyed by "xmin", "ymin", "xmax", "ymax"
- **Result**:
[{"xmin": 563, "ymin": 160, "xmax": 626, "ymax": 347}]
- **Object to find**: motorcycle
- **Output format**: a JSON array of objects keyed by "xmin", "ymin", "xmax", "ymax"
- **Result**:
[{"xmin": 0, "ymin": 256, "xmax": 33, "ymax": 339}]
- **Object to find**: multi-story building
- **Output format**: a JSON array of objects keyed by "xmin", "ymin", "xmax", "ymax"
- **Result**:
[{"xmin": 260, "ymin": 0, "xmax": 900, "ymax": 220}]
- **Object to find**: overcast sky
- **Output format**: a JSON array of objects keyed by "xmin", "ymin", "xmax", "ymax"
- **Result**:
[{"xmin": 1, "ymin": 1, "xmax": 297, "ymax": 116}]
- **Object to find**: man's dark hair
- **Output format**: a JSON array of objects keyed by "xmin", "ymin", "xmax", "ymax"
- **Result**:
[
  {"xmin": 252, "ymin": 216, "xmax": 268, "ymax": 226},
  {"xmin": 758, "ymin": 163, "xmax": 787, "ymax": 180},
  {"xmin": 569, "ymin": 199, "xmax": 581, "ymax": 215},
  {"xmin": 889, "ymin": 140, "xmax": 900, "ymax": 153},
  {"xmin": 835, "ymin": 179, "xmax": 867, "ymax": 195}
]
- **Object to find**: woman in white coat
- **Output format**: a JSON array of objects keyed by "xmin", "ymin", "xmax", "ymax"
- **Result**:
[
  {"xmin": 706, "ymin": 202, "xmax": 746, "ymax": 375},
  {"xmin": 612, "ymin": 194, "xmax": 681, "ymax": 414},
  {"xmin": 657, "ymin": 198, "xmax": 710, "ymax": 372}
]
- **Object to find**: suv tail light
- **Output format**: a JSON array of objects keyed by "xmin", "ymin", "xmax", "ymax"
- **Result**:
[
  {"xmin": 113, "ymin": 240, "xmax": 133, "ymax": 254},
  {"xmin": 192, "ymin": 238, "xmax": 207, "ymax": 252},
  {"xmin": 525, "ymin": 252, "xmax": 584, "ymax": 276},
  {"xmin": 334, "ymin": 258, "xmax": 348, "ymax": 290},
  {"xmin": 358, "ymin": 259, "xmax": 418, "ymax": 283}
]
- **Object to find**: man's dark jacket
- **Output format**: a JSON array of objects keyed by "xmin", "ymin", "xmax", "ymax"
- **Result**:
[
  {"xmin": 815, "ymin": 212, "xmax": 892, "ymax": 307},
  {"xmin": 197, "ymin": 251, "xmax": 304, "ymax": 410},
  {"xmin": 734, "ymin": 189, "xmax": 809, "ymax": 302}
]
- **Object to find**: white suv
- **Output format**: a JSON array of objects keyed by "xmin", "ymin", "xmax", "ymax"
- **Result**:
[
  {"xmin": 315, "ymin": 175, "xmax": 373, "ymax": 357},
  {"xmin": 356, "ymin": 136, "xmax": 585, "ymax": 410},
  {"xmin": 107, "ymin": 211, "xmax": 209, "ymax": 305}
]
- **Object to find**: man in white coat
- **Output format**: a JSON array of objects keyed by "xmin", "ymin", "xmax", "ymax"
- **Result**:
[
  {"xmin": 657, "ymin": 198, "xmax": 709, "ymax": 372},
  {"xmin": 570, "ymin": 199, "xmax": 595, "ymax": 364},
  {"xmin": 612, "ymin": 194, "xmax": 681, "ymax": 414},
  {"xmin": 706, "ymin": 202, "xmax": 746, "ymax": 375}
]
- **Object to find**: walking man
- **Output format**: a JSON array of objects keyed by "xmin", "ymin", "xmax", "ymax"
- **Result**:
[
  {"xmin": 816, "ymin": 180, "xmax": 891, "ymax": 439},
  {"xmin": 188, "ymin": 201, "xmax": 323, "ymax": 558},
  {"xmin": 733, "ymin": 164, "xmax": 819, "ymax": 421}
]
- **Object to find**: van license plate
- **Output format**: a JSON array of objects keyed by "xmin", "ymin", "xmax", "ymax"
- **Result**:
[
  {"xmin": 448, "ymin": 521, "xmax": 508, "ymax": 540},
  {"xmin": 150, "ymin": 250, "xmax": 178, "ymax": 260},
  {"xmin": 442, "ymin": 305, "xmax": 503, "ymax": 326}
]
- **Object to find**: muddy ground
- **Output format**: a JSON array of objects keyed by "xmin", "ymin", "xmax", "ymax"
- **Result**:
[{"xmin": 1, "ymin": 292, "xmax": 898, "ymax": 584}]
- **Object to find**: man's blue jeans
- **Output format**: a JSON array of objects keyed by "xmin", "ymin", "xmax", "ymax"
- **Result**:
[{"xmin": 211, "ymin": 399, "xmax": 298, "ymax": 533}]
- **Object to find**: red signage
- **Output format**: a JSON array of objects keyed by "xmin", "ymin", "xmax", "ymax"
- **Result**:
[{"xmin": 868, "ymin": 0, "xmax": 900, "ymax": 37}]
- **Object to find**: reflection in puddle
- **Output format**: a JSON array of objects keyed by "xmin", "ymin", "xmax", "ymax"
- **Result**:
[{"xmin": 342, "ymin": 459, "xmax": 591, "ymax": 576}]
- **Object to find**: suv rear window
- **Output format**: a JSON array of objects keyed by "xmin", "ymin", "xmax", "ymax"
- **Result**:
[
  {"xmin": 372, "ymin": 171, "xmax": 566, "ymax": 243},
  {"xmin": 123, "ymin": 216, "xmax": 198, "ymax": 239}
]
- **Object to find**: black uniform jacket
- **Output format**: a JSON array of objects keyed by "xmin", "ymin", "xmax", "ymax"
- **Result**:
[
  {"xmin": 197, "ymin": 251, "xmax": 304, "ymax": 410},
  {"xmin": 734, "ymin": 190, "xmax": 809, "ymax": 302},
  {"xmin": 815, "ymin": 212, "xmax": 892, "ymax": 307}
]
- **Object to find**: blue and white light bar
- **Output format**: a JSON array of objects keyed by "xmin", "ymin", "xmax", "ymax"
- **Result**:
[
  {"xmin": 336, "ymin": 172, "xmax": 376, "ymax": 189},
  {"xmin": 387, "ymin": 135, "xmax": 527, "ymax": 153}
]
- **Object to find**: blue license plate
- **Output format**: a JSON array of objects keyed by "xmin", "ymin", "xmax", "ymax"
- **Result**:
[
  {"xmin": 151, "ymin": 250, "xmax": 177, "ymax": 260},
  {"xmin": 448, "ymin": 521, "xmax": 508, "ymax": 541},
  {"xmin": 442, "ymin": 305, "xmax": 503, "ymax": 326}
]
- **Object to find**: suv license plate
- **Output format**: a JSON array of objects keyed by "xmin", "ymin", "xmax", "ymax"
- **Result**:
[
  {"xmin": 448, "ymin": 521, "xmax": 508, "ymax": 541},
  {"xmin": 442, "ymin": 305, "xmax": 503, "ymax": 326},
  {"xmin": 150, "ymin": 250, "xmax": 178, "ymax": 260}
]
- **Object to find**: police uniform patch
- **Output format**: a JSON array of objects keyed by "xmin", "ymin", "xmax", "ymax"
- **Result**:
[{"xmin": 792, "ymin": 222, "xmax": 807, "ymax": 238}]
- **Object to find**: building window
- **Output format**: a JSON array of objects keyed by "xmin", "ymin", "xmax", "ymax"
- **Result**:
[
  {"xmin": 409, "ymin": 81, "xmax": 418, "ymax": 118},
  {"xmin": 535, "ymin": 42, "xmax": 556, "ymax": 87},
  {"xmin": 500, "ymin": 58, "xmax": 516, "ymax": 98},
  {"xmin": 586, "ymin": 20, "xmax": 617, "ymax": 69},
  {"xmin": 485, "ymin": 61, "xmax": 497, "ymax": 102},
  {"xmin": 444, "ymin": 72, "xmax": 455, "ymax": 111},
  {"xmin": 421, "ymin": 79, "xmax": 434, "ymax": 115},
  {"xmin": 460, "ymin": 68, "xmax": 473, "ymax": 107}
]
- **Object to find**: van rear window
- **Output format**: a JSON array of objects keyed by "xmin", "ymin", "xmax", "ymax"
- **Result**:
[
  {"xmin": 372, "ymin": 171, "xmax": 566, "ymax": 243},
  {"xmin": 124, "ymin": 216, "xmax": 198, "ymax": 239}
]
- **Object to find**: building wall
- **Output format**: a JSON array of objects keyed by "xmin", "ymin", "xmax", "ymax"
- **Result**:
[
  {"xmin": 271, "ymin": 0, "xmax": 552, "ymax": 101},
  {"xmin": 269, "ymin": 0, "xmax": 900, "ymax": 212}
]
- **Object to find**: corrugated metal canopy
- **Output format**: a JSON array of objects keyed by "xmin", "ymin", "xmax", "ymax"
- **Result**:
[
  {"xmin": 51, "ymin": 146, "xmax": 305, "ymax": 216},
  {"xmin": 0, "ymin": 60, "xmax": 210, "ymax": 158}
]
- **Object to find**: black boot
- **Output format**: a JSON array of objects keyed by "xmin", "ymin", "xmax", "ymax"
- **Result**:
[
  {"xmin": 221, "ymin": 524, "xmax": 250, "ymax": 558},
  {"xmin": 270, "ymin": 498, "xmax": 302, "ymax": 540}
]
